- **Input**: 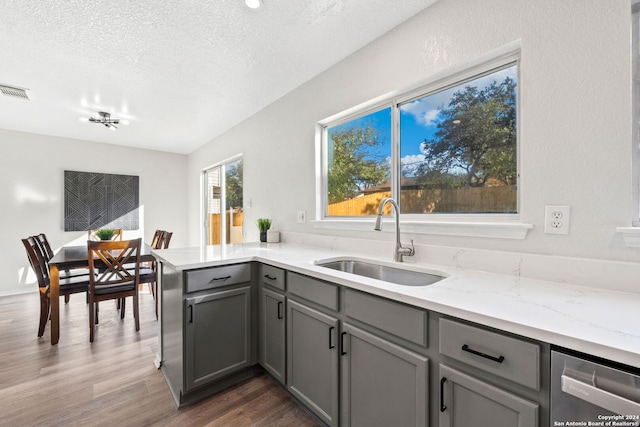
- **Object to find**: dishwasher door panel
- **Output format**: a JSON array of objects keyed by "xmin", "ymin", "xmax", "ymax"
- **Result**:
[{"xmin": 551, "ymin": 350, "xmax": 640, "ymax": 426}]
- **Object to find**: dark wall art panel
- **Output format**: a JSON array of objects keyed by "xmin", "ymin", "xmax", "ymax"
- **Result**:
[{"xmin": 64, "ymin": 170, "xmax": 139, "ymax": 231}]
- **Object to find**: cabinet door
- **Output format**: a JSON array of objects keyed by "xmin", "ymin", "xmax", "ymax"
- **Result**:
[
  {"xmin": 287, "ymin": 299, "xmax": 339, "ymax": 427},
  {"xmin": 439, "ymin": 364, "xmax": 538, "ymax": 427},
  {"xmin": 184, "ymin": 286, "xmax": 251, "ymax": 392},
  {"xmin": 259, "ymin": 287, "xmax": 285, "ymax": 383},
  {"xmin": 341, "ymin": 323, "xmax": 428, "ymax": 427}
]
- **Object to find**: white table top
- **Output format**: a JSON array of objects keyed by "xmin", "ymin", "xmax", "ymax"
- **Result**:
[{"xmin": 152, "ymin": 242, "xmax": 640, "ymax": 368}]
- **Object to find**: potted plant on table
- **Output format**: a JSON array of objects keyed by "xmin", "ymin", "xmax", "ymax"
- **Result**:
[
  {"xmin": 95, "ymin": 228, "xmax": 117, "ymax": 240},
  {"xmin": 257, "ymin": 218, "xmax": 272, "ymax": 243}
]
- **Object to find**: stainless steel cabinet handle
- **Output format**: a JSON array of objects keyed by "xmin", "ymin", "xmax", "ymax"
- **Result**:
[
  {"xmin": 188, "ymin": 305, "xmax": 193, "ymax": 323},
  {"xmin": 562, "ymin": 374, "xmax": 640, "ymax": 415},
  {"xmin": 264, "ymin": 274, "xmax": 277, "ymax": 280},
  {"xmin": 210, "ymin": 275, "xmax": 232, "ymax": 282},
  {"xmin": 462, "ymin": 344, "xmax": 505, "ymax": 363},
  {"xmin": 277, "ymin": 301, "xmax": 283, "ymax": 319},
  {"xmin": 329, "ymin": 326, "xmax": 335, "ymax": 349}
]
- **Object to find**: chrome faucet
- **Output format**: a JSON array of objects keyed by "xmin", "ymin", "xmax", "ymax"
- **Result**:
[{"xmin": 374, "ymin": 197, "xmax": 415, "ymax": 262}]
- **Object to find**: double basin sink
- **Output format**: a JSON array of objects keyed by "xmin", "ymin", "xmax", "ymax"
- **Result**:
[{"xmin": 315, "ymin": 257, "xmax": 445, "ymax": 287}]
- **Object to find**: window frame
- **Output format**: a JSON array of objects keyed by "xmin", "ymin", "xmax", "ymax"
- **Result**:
[
  {"xmin": 317, "ymin": 47, "xmax": 522, "ymax": 228},
  {"xmin": 633, "ymin": 2, "xmax": 640, "ymax": 226}
]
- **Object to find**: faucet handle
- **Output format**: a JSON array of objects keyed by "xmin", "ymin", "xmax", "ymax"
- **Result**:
[
  {"xmin": 398, "ymin": 239, "xmax": 415, "ymax": 257},
  {"xmin": 407, "ymin": 239, "xmax": 415, "ymax": 256}
]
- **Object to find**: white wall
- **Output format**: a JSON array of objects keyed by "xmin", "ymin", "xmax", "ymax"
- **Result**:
[
  {"xmin": 187, "ymin": 1, "xmax": 637, "ymax": 267},
  {"xmin": 1, "ymin": 129, "xmax": 188, "ymax": 296}
]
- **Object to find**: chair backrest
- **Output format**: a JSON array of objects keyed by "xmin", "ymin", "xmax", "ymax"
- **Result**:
[
  {"xmin": 21, "ymin": 236, "xmax": 49, "ymax": 289},
  {"xmin": 87, "ymin": 228, "xmax": 123, "ymax": 241},
  {"xmin": 87, "ymin": 238, "xmax": 141, "ymax": 291},
  {"xmin": 35, "ymin": 233, "xmax": 55, "ymax": 261},
  {"xmin": 151, "ymin": 230, "xmax": 165, "ymax": 249},
  {"xmin": 162, "ymin": 231, "xmax": 172, "ymax": 249}
]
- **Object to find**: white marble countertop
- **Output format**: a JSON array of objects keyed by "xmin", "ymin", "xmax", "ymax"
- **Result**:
[{"xmin": 152, "ymin": 242, "xmax": 640, "ymax": 368}]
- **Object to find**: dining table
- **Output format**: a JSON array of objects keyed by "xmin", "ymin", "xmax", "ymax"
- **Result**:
[{"xmin": 48, "ymin": 243, "xmax": 156, "ymax": 345}]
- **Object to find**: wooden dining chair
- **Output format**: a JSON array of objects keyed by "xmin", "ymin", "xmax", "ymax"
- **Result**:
[
  {"xmin": 22, "ymin": 236, "xmax": 91, "ymax": 337},
  {"xmin": 135, "ymin": 229, "xmax": 167, "ymax": 319},
  {"xmin": 87, "ymin": 228, "xmax": 123, "ymax": 241},
  {"xmin": 151, "ymin": 229, "xmax": 165, "ymax": 250},
  {"xmin": 161, "ymin": 231, "xmax": 172, "ymax": 249},
  {"xmin": 35, "ymin": 233, "xmax": 92, "ymax": 304},
  {"xmin": 87, "ymin": 238, "xmax": 142, "ymax": 342},
  {"xmin": 35, "ymin": 233, "xmax": 91, "ymax": 279}
]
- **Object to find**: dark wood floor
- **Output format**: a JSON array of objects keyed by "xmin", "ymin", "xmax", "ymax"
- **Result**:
[{"xmin": 0, "ymin": 289, "xmax": 319, "ymax": 426}]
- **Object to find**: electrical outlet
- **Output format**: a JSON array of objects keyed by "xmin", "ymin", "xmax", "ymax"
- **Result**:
[
  {"xmin": 297, "ymin": 210, "xmax": 306, "ymax": 223},
  {"xmin": 544, "ymin": 205, "xmax": 570, "ymax": 235}
]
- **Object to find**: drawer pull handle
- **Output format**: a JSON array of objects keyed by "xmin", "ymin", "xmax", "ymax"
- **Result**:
[
  {"xmin": 440, "ymin": 377, "xmax": 447, "ymax": 412},
  {"xmin": 277, "ymin": 301, "xmax": 283, "ymax": 319},
  {"xmin": 462, "ymin": 344, "xmax": 505, "ymax": 363},
  {"xmin": 264, "ymin": 274, "xmax": 277, "ymax": 280},
  {"xmin": 211, "ymin": 275, "xmax": 232, "ymax": 282},
  {"xmin": 341, "ymin": 332, "xmax": 348, "ymax": 356},
  {"xmin": 329, "ymin": 326, "xmax": 335, "ymax": 349}
]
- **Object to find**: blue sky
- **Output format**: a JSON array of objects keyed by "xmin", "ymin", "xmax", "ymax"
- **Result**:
[{"xmin": 330, "ymin": 64, "xmax": 517, "ymax": 178}]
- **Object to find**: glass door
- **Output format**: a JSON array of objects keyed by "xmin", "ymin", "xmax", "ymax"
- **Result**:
[{"xmin": 204, "ymin": 157, "xmax": 243, "ymax": 245}]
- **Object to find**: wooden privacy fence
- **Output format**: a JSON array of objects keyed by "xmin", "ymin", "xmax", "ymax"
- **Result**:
[
  {"xmin": 209, "ymin": 210, "xmax": 244, "ymax": 245},
  {"xmin": 328, "ymin": 186, "xmax": 516, "ymax": 216}
]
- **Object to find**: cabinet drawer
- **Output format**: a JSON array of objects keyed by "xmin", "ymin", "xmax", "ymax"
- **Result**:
[
  {"xmin": 288, "ymin": 272, "xmax": 339, "ymax": 311},
  {"xmin": 439, "ymin": 318, "xmax": 540, "ymax": 390},
  {"xmin": 344, "ymin": 289, "xmax": 427, "ymax": 347},
  {"xmin": 185, "ymin": 263, "xmax": 251, "ymax": 293},
  {"xmin": 261, "ymin": 264, "xmax": 285, "ymax": 291}
]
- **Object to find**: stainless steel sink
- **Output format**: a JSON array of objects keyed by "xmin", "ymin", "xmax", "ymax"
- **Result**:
[{"xmin": 316, "ymin": 258, "xmax": 444, "ymax": 286}]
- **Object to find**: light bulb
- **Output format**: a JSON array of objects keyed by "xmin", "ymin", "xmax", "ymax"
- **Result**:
[{"xmin": 245, "ymin": 0, "xmax": 262, "ymax": 9}]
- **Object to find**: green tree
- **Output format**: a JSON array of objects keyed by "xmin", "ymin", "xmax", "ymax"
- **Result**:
[
  {"xmin": 327, "ymin": 123, "xmax": 389, "ymax": 204},
  {"xmin": 418, "ymin": 77, "xmax": 516, "ymax": 188},
  {"xmin": 225, "ymin": 160, "xmax": 243, "ymax": 209}
]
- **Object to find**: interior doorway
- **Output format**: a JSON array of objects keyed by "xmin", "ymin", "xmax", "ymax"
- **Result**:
[{"xmin": 203, "ymin": 156, "xmax": 243, "ymax": 245}]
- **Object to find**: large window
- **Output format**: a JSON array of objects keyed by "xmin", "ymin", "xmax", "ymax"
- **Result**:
[
  {"xmin": 204, "ymin": 156, "xmax": 243, "ymax": 245},
  {"xmin": 326, "ymin": 108, "xmax": 391, "ymax": 216},
  {"xmin": 322, "ymin": 56, "xmax": 518, "ymax": 218}
]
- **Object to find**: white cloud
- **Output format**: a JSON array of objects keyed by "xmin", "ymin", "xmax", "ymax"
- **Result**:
[
  {"xmin": 401, "ymin": 154, "xmax": 425, "ymax": 176},
  {"xmin": 401, "ymin": 100, "xmax": 441, "ymax": 126}
]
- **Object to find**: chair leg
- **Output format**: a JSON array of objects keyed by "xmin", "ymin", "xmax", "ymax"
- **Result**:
[
  {"xmin": 134, "ymin": 294, "xmax": 140, "ymax": 331},
  {"xmin": 154, "ymin": 283, "xmax": 158, "ymax": 319},
  {"xmin": 89, "ymin": 301, "xmax": 95, "ymax": 342},
  {"xmin": 64, "ymin": 294, "xmax": 70, "ymax": 304},
  {"xmin": 120, "ymin": 298, "xmax": 126, "ymax": 319},
  {"xmin": 38, "ymin": 295, "xmax": 49, "ymax": 337},
  {"xmin": 95, "ymin": 302, "xmax": 99, "ymax": 324}
]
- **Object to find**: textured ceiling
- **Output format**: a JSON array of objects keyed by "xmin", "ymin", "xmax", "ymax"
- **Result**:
[{"xmin": 0, "ymin": 0, "xmax": 436, "ymax": 154}]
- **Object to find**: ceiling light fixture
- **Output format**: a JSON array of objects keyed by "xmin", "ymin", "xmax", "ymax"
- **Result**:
[
  {"xmin": 87, "ymin": 111, "xmax": 122, "ymax": 130},
  {"xmin": 245, "ymin": 0, "xmax": 262, "ymax": 9}
]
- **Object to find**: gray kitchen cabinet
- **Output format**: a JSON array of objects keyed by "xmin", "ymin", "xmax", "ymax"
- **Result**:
[
  {"xmin": 161, "ymin": 262, "xmax": 256, "ymax": 407},
  {"xmin": 287, "ymin": 299, "xmax": 339, "ymax": 427},
  {"xmin": 439, "ymin": 364, "xmax": 539, "ymax": 427},
  {"xmin": 340, "ymin": 323, "xmax": 429, "ymax": 427},
  {"xmin": 184, "ymin": 285, "xmax": 252, "ymax": 392},
  {"xmin": 259, "ymin": 286, "xmax": 286, "ymax": 384}
]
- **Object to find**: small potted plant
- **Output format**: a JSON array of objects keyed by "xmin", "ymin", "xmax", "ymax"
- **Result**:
[
  {"xmin": 257, "ymin": 218, "xmax": 272, "ymax": 242},
  {"xmin": 95, "ymin": 228, "xmax": 117, "ymax": 240}
]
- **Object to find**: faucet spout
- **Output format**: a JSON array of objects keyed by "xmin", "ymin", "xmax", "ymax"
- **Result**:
[{"xmin": 373, "ymin": 197, "xmax": 415, "ymax": 262}]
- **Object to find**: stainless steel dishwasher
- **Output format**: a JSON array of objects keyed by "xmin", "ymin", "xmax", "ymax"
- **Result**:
[{"xmin": 551, "ymin": 349, "xmax": 640, "ymax": 426}]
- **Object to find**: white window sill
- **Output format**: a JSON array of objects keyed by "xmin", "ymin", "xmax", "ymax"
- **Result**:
[
  {"xmin": 312, "ymin": 219, "xmax": 533, "ymax": 240},
  {"xmin": 616, "ymin": 227, "xmax": 640, "ymax": 247}
]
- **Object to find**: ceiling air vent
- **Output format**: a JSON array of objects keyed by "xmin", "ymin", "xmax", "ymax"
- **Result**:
[{"xmin": 0, "ymin": 84, "xmax": 30, "ymax": 100}]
